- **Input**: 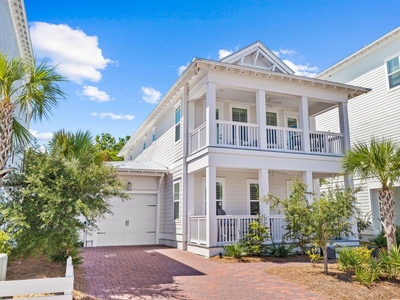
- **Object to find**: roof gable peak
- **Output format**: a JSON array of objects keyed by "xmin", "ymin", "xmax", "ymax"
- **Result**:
[{"xmin": 220, "ymin": 41, "xmax": 294, "ymax": 74}]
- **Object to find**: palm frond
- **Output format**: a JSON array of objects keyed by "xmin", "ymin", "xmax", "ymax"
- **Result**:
[{"xmin": 12, "ymin": 118, "xmax": 34, "ymax": 147}]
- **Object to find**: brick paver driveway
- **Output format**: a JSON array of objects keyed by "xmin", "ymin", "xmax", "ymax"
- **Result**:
[{"xmin": 81, "ymin": 246, "xmax": 325, "ymax": 299}]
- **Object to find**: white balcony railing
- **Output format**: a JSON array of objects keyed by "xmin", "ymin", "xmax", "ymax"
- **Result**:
[
  {"xmin": 189, "ymin": 215, "xmax": 207, "ymax": 245},
  {"xmin": 216, "ymin": 121, "xmax": 259, "ymax": 148},
  {"xmin": 189, "ymin": 122, "xmax": 343, "ymax": 156},
  {"xmin": 190, "ymin": 122, "xmax": 207, "ymax": 154},
  {"xmin": 266, "ymin": 126, "xmax": 303, "ymax": 152},
  {"xmin": 189, "ymin": 215, "xmax": 288, "ymax": 246},
  {"xmin": 309, "ymin": 131, "xmax": 344, "ymax": 154}
]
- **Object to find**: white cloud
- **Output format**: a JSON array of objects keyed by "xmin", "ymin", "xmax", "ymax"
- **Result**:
[
  {"xmin": 29, "ymin": 22, "xmax": 112, "ymax": 83},
  {"xmin": 29, "ymin": 129, "xmax": 53, "ymax": 141},
  {"xmin": 91, "ymin": 112, "xmax": 134, "ymax": 120},
  {"xmin": 218, "ymin": 49, "xmax": 233, "ymax": 60},
  {"xmin": 280, "ymin": 49, "xmax": 297, "ymax": 56},
  {"xmin": 80, "ymin": 86, "xmax": 110, "ymax": 102},
  {"xmin": 141, "ymin": 87, "xmax": 162, "ymax": 104},
  {"xmin": 283, "ymin": 60, "xmax": 319, "ymax": 77},
  {"xmin": 178, "ymin": 62, "xmax": 189, "ymax": 76}
]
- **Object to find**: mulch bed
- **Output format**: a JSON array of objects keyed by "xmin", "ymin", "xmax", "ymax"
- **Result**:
[
  {"xmin": 5, "ymin": 256, "xmax": 97, "ymax": 300},
  {"xmin": 209, "ymin": 253, "xmax": 311, "ymax": 263}
]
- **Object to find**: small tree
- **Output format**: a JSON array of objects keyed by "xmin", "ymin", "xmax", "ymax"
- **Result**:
[
  {"xmin": 95, "ymin": 133, "xmax": 130, "ymax": 161},
  {"xmin": 268, "ymin": 178, "xmax": 358, "ymax": 274},
  {"xmin": 0, "ymin": 147, "xmax": 127, "ymax": 263},
  {"xmin": 241, "ymin": 214, "xmax": 269, "ymax": 256}
]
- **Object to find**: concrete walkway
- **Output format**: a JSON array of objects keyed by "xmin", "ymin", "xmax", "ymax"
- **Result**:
[{"xmin": 81, "ymin": 246, "xmax": 326, "ymax": 299}]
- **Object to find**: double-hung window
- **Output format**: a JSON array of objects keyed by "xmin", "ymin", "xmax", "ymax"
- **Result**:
[
  {"xmin": 152, "ymin": 126, "xmax": 157, "ymax": 142},
  {"xmin": 143, "ymin": 136, "xmax": 147, "ymax": 150},
  {"xmin": 203, "ymin": 178, "xmax": 225, "ymax": 214},
  {"xmin": 248, "ymin": 181, "xmax": 259, "ymax": 215},
  {"xmin": 387, "ymin": 56, "xmax": 400, "ymax": 89},
  {"xmin": 175, "ymin": 106, "xmax": 181, "ymax": 142},
  {"xmin": 232, "ymin": 107, "xmax": 248, "ymax": 123},
  {"xmin": 173, "ymin": 182, "xmax": 180, "ymax": 220}
]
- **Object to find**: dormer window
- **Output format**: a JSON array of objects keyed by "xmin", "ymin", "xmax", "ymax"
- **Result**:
[{"xmin": 387, "ymin": 56, "xmax": 400, "ymax": 89}]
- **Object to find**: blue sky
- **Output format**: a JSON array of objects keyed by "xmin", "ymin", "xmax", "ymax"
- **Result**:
[{"xmin": 25, "ymin": 0, "xmax": 399, "ymax": 141}]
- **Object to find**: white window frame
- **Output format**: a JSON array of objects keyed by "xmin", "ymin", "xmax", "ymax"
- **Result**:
[
  {"xmin": 173, "ymin": 181, "xmax": 180, "ymax": 221},
  {"xmin": 284, "ymin": 111, "xmax": 299, "ymax": 128},
  {"xmin": 229, "ymin": 103, "xmax": 250, "ymax": 123},
  {"xmin": 202, "ymin": 177, "xmax": 225, "ymax": 215},
  {"xmin": 174, "ymin": 105, "xmax": 181, "ymax": 142},
  {"xmin": 266, "ymin": 108, "xmax": 279, "ymax": 127},
  {"xmin": 385, "ymin": 54, "xmax": 400, "ymax": 91},
  {"xmin": 142, "ymin": 136, "xmax": 147, "ymax": 150},
  {"xmin": 152, "ymin": 126, "xmax": 157, "ymax": 142},
  {"xmin": 247, "ymin": 179, "xmax": 259, "ymax": 215}
]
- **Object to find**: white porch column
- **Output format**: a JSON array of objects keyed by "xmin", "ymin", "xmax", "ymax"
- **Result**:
[
  {"xmin": 187, "ymin": 172, "xmax": 195, "ymax": 244},
  {"xmin": 206, "ymin": 82, "xmax": 216, "ymax": 147},
  {"xmin": 338, "ymin": 102, "xmax": 351, "ymax": 152},
  {"xmin": 303, "ymin": 171, "xmax": 313, "ymax": 201},
  {"xmin": 258, "ymin": 168, "xmax": 270, "ymax": 218},
  {"xmin": 206, "ymin": 166, "xmax": 217, "ymax": 247},
  {"xmin": 299, "ymin": 96, "xmax": 310, "ymax": 152},
  {"xmin": 256, "ymin": 90, "xmax": 267, "ymax": 149}
]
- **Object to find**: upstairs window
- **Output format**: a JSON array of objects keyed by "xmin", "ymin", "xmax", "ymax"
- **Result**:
[
  {"xmin": 232, "ymin": 107, "xmax": 248, "ymax": 123},
  {"xmin": 249, "ymin": 182, "xmax": 259, "ymax": 215},
  {"xmin": 266, "ymin": 112, "xmax": 277, "ymax": 126},
  {"xmin": 387, "ymin": 56, "xmax": 400, "ymax": 89},
  {"xmin": 143, "ymin": 136, "xmax": 147, "ymax": 150},
  {"xmin": 175, "ymin": 106, "xmax": 181, "ymax": 141},
  {"xmin": 152, "ymin": 126, "xmax": 157, "ymax": 142}
]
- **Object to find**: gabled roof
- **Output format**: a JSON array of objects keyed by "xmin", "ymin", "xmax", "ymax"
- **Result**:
[
  {"xmin": 107, "ymin": 161, "xmax": 168, "ymax": 173},
  {"xmin": 220, "ymin": 41, "xmax": 294, "ymax": 74},
  {"xmin": 317, "ymin": 26, "xmax": 400, "ymax": 78}
]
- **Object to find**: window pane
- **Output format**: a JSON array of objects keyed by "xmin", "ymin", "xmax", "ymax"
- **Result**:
[
  {"xmin": 175, "ymin": 107, "xmax": 181, "ymax": 124},
  {"xmin": 175, "ymin": 124, "xmax": 180, "ymax": 141},
  {"xmin": 174, "ymin": 201, "xmax": 180, "ymax": 219},
  {"xmin": 216, "ymin": 182, "xmax": 223, "ymax": 200},
  {"xmin": 250, "ymin": 183, "xmax": 259, "ymax": 200},
  {"xmin": 232, "ymin": 108, "xmax": 247, "ymax": 123},
  {"xmin": 389, "ymin": 71, "xmax": 400, "ymax": 89},
  {"xmin": 266, "ymin": 112, "xmax": 277, "ymax": 126},
  {"xmin": 250, "ymin": 202, "xmax": 259, "ymax": 215},
  {"xmin": 287, "ymin": 118, "xmax": 298, "ymax": 128},
  {"xmin": 387, "ymin": 57, "xmax": 400, "ymax": 74},
  {"xmin": 216, "ymin": 109, "xmax": 220, "ymax": 120},
  {"xmin": 152, "ymin": 132, "xmax": 156, "ymax": 142},
  {"xmin": 174, "ymin": 183, "xmax": 180, "ymax": 200}
]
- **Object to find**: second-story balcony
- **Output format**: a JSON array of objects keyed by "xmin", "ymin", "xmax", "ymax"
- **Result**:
[{"xmin": 190, "ymin": 121, "xmax": 344, "ymax": 155}]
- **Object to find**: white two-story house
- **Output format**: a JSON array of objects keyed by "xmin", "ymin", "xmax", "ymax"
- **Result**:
[
  {"xmin": 316, "ymin": 26, "xmax": 400, "ymax": 239},
  {"xmin": 88, "ymin": 42, "xmax": 369, "ymax": 257}
]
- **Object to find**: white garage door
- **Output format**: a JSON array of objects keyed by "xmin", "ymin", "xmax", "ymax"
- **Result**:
[{"xmin": 96, "ymin": 194, "xmax": 157, "ymax": 246}]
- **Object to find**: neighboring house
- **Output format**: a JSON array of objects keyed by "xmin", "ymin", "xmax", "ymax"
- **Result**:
[
  {"xmin": 88, "ymin": 42, "xmax": 369, "ymax": 257},
  {"xmin": 0, "ymin": 0, "xmax": 33, "ymax": 165},
  {"xmin": 316, "ymin": 26, "xmax": 400, "ymax": 238}
]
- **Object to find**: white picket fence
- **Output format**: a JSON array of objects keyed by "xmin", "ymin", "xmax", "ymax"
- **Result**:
[{"xmin": 0, "ymin": 255, "xmax": 74, "ymax": 300}]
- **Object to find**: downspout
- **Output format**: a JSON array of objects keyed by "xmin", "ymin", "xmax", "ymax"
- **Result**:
[{"xmin": 155, "ymin": 173, "xmax": 165, "ymax": 244}]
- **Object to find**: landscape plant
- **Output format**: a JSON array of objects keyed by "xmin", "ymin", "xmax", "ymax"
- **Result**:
[
  {"xmin": 306, "ymin": 245, "xmax": 323, "ymax": 266},
  {"xmin": 378, "ymin": 245, "xmax": 400, "ymax": 279},
  {"xmin": 0, "ymin": 146, "xmax": 127, "ymax": 263},
  {"xmin": 268, "ymin": 178, "xmax": 358, "ymax": 274},
  {"xmin": 267, "ymin": 239, "xmax": 296, "ymax": 258},
  {"xmin": 241, "ymin": 215, "xmax": 269, "ymax": 256},
  {"xmin": 0, "ymin": 229, "xmax": 11, "ymax": 255},
  {"xmin": 343, "ymin": 138, "xmax": 400, "ymax": 249},
  {"xmin": 354, "ymin": 259, "xmax": 381, "ymax": 285},
  {"xmin": 336, "ymin": 246, "xmax": 373, "ymax": 271},
  {"xmin": 0, "ymin": 53, "xmax": 65, "ymax": 178},
  {"xmin": 223, "ymin": 243, "xmax": 246, "ymax": 258}
]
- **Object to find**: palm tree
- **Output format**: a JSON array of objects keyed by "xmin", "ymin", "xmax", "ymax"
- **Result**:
[
  {"xmin": 0, "ymin": 52, "xmax": 65, "ymax": 177},
  {"xmin": 343, "ymin": 138, "xmax": 400, "ymax": 249},
  {"xmin": 48, "ymin": 129, "xmax": 101, "ymax": 163}
]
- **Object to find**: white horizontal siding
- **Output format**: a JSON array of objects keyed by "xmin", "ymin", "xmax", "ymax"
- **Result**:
[{"xmin": 132, "ymin": 100, "xmax": 183, "ymax": 167}]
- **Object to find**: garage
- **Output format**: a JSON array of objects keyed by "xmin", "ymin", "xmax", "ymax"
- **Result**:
[{"xmin": 85, "ymin": 161, "xmax": 168, "ymax": 247}]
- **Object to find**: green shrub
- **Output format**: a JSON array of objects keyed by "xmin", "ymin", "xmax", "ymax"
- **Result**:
[
  {"xmin": 267, "ymin": 240, "xmax": 296, "ymax": 258},
  {"xmin": 370, "ymin": 230, "xmax": 387, "ymax": 247},
  {"xmin": 306, "ymin": 247, "xmax": 323, "ymax": 266},
  {"xmin": 224, "ymin": 243, "xmax": 246, "ymax": 258},
  {"xmin": 0, "ymin": 229, "xmax": 12, "ymax": 255},
  {"xmin": 336, "ymin": 246, "xmax": 372, "ymax": 271},
  {"xmin": 378, "ymin": 245, "xmax": 400, "ymax": 279},
  {"xmin": 354, "ymin": 259, "xmax": 381, "ymax": 285},
  {"xmin": 241, "ymin": 215, "xmax": 269, "ymax": 256}
]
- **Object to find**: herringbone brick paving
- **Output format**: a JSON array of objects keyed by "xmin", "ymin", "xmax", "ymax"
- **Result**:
[{"xmin": 81, "ymin": 246, "xmax": 326, "ymax": 299}]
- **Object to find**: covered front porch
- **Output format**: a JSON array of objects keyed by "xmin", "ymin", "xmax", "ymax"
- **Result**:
[{"xmin": 186, "ymin": 167, "xmax": 325, "ymax": 256}]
